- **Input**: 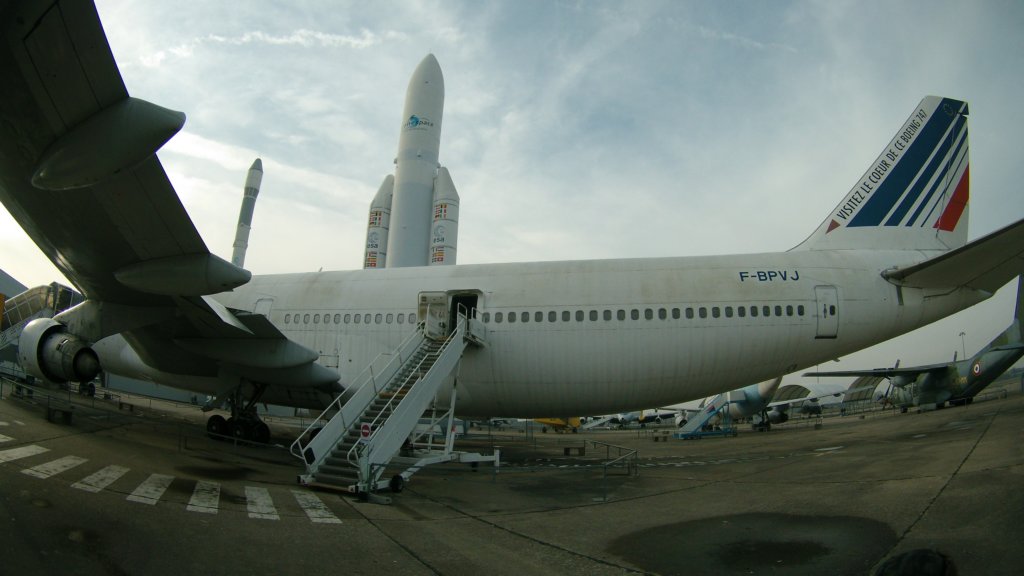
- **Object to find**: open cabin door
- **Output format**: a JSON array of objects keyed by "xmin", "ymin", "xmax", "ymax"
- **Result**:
[{"xmin": 418, "ymin": 291, "xmax": 481, "ymax": 341}]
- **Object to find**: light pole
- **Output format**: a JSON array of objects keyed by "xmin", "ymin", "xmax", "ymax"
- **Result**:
[{"xmin": 959, "ymin": 331, "xmax": 966, "ymax": 360}]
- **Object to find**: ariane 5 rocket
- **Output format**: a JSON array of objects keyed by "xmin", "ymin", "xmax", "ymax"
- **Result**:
[{"xmin": 364, "ymin": 54, "xmax": 459, "ymax": 269}]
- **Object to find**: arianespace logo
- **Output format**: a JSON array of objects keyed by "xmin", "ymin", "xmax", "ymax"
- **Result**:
[{"xmin": 404, "ymin": 114, "xmax": 435, "ymax": 131}]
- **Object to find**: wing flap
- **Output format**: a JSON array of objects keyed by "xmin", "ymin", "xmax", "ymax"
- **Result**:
[{"xmin": 882, "ymin": 218, "xmax": 1024, "ymax": 292}]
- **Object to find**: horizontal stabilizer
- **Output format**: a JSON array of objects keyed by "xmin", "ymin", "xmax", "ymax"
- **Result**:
[
  {"xmin": 882, "ymin": 218, "xmax": 1024, "ymax": 292},
  {"xmin": 804, "ymin": 366, "xmax": 948, "ymax": 380}
]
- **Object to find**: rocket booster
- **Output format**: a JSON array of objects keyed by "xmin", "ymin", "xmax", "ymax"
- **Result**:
[
  {"xmin": 363, "ymin": 175, "xmax": 393, "ymax": 268},
  {"xmin": 381, "ymin": 54, "xmax": 459, "ymax": 268},
  {"xmin": 231, "ymin": 158, "xmax": 263, "ymax": 268}
]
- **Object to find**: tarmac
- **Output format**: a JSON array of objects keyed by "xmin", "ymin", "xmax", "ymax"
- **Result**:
[{"xmin": 0, "ymin": 377, "xmax": 1021, "ymax": 575}]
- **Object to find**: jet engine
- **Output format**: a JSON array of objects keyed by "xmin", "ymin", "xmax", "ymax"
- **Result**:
[{"xmin": 18, "ymin": 318, "xmax": 100, "ymax": 383}]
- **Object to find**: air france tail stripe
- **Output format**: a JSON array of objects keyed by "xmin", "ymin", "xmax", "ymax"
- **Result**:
[
  {"xmin": 187, "ymin": 481, "xmax": 220, "ymax": 514},
  {"xmin": 906, "ymin": 126, "xmax": 968, "ymax": 227},
  {"xmin": 934, "ymin": 166, "xmax": 970, "ymax": 232},
  {"xmin": 72, "ymin": 465, "xmax": 130, "ymax": 493},
  {"xmin": 22, "ymin": 455, "xmax": 87, "ymax": 478},
  {"xmin": 0, "ymin": 444, "xmax": 48, "ymax": 462},
  {"xmin": 292, "ymin": 490, "xmax": 342, "ymax": 524},
  {"xmin": 849, "ymin": 98, "xmax": 965, "ymax": 227},
  {"xmin": 245, "ymin": 486, "xmax": 279, "ymax": 520},
  {"xmin": 127, "ymin": 473, "xmax": 174, "ymax": 505},
  {"xmin": 886, "ymin": 115, "xmax": 968, "ymax": 227}
]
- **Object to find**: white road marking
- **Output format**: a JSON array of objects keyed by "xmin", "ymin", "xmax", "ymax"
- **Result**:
[
  {"xmin": 292, "ymin": 490, "xmax": 342, "ymax": 524},
  {"xmin": 0, "ymin": 445, "xmax": 49, "ymax": 463},
  {"xmin": 0, "ymin": 434, "xmax": 12, "ymax": 442},
  {"xmin": 22, "ymin": 455, "xmax": 88, "ymax": 479},
  {"xmin": 72, "ymin": 465, "xmax": 130, "ymax": 493},
  {"xmin": 245, "ymin": 486, "xmax": 279, "ymax": 520},
  {"xmin": 187, "ymin": 481, "xmax": 220, "ymax": 514},
  {"xmin": 127, "ymin": 473, "xmax": 174, "ymax": 505}
]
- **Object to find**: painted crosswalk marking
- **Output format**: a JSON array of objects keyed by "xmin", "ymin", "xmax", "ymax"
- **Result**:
[
  {"xmin": 0, "ymin": 434, "xmax": 12, "ymax": 442},
  {"xmin": 22, "ymin": 455, "xmax": 87, "ymax": 479},
  {"xmin": 187, "ymin": 481, "xmax": 220, "ymax": 514},
  {"xmin": 292, "ymin": 490, "xmax": 342, "ymax": 524},
  {"xmin": 72, "ymin": 465, "xmax": 130, "ymax": 493},
  {"xmin": 127, "ymin": 473, "xmax": 174, "ymax": 505},
  {"xmin": 245, "ymin": 486, "xmax": 279, "ymax": 520},
  {"xmin": 0, "ymin": 444, "xmax": 49, "ymax": 463}
]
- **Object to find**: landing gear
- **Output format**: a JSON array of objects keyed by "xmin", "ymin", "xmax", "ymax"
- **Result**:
[{"xmin": 205, "ymin": 381, "xmax": 272, "ymax": 444}]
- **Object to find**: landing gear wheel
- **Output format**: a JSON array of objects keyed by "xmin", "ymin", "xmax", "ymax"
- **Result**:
[
  {"xmin": 389, "ymin": 475, "xmax": 405, "ymax": 493},
  {"xmin": 207, "ymin": 415, "xmax": 228, "ymax": 438},
  {"xmin": 253, "ymin": 421, "xmax": 271, "ymax": 444},
  {"xmin": 231, "ymin": 419, "xmax": 252, "ymax": 441}
]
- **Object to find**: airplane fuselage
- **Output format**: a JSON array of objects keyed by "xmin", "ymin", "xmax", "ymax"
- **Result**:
[{"xmin": 189, "ymin": 248, "xmax": 984, "ymax": 417}]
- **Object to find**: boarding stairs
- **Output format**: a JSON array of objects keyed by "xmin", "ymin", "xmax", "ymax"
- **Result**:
[
  {"xmin": 291, "ymin": 309, "xmax": 495, "ymax": 496},
  {"xmin": 581, "ymin": 415, "xmax": 616, "ymax": 430},
  {"xmin": 674, "ymin": 392, "xmax": 732, "ymax": 439}
]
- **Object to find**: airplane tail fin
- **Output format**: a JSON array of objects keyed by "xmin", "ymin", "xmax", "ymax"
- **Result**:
[
  {"xmin": 793, "ymin": 96, "xmax": 970, "ymax": 252},
  {"xmin": 986, "ymin": 276, "xmax": 1024, "ymax": 350}
]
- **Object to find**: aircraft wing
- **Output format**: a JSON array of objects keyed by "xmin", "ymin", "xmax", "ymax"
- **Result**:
[
  {"xmin": 882, "ymin": 218, "xmax": 1024, "ymax": 293},
  {"xmin": 0, "ymin": 2, "xmax": 338, "ymax": 390},
  {"xmin": 803, "ymin": 366, "xmax": 950, "ymax": 380}
]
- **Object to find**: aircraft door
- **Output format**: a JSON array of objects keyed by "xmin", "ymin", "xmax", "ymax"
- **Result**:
[
  {"xmin": 418, "ymin": 292, "xmax": 448, "ymax": 340},
  {"xmin": 814, "ymin": 285, "xmax": 839, "ymax": 339}
]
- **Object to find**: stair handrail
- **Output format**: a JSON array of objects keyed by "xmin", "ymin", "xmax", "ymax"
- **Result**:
[
  {"xmin": 348, "ymin": 313, "xmax": 468, "ymax": 475},
  {"xmin": 289, "ymin": 323, "xmax": 426, "ymax": 462}
]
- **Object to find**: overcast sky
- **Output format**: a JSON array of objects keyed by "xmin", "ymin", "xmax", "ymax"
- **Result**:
[{"xmin": 2, "ymin": 0, "xmax": 1023, "ymax": 391}]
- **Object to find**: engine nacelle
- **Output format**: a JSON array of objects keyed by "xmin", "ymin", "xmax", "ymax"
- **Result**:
[{"xmin": 18, "ymin": 318, "xmax": 101, "ymax": 384}]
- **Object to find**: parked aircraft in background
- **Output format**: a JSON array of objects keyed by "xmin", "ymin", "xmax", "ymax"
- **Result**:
[
  {"xmin": 806, "ymin": 276, "xmax": 1024, "ymax": 410},
  {"xmin": 535, "ymin": 417, "xmax": 582, "ymax": 433},
  {"xmin": 2, "ymin": 2, "xmax": 1023, "ymax": 445}
]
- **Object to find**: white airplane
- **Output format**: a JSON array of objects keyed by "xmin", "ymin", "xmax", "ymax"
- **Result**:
[{"xmin": 2, "ymin": 2, "xmax": 1023, "ymax": 447}]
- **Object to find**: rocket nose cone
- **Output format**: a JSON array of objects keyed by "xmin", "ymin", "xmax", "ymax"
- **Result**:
[
  {"xmin": 409, "ymin": 53, "xmax": 444, "ymax": 93},
  {"xmin": 250, "ymin": 158, "xmax": 263, "ymax": 172}
]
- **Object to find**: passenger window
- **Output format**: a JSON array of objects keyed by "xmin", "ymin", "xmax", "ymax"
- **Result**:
[
  {"xmin": 353, "ymin": 314, "xmax": 361, "ymax": 324},
  {"xmin": 548, "ymin": 311, "xmax": 557, "ymax": 322},
  {"xmin": 604, "ymin": 310, "xmax": 612, "ymax": 321},
  {"xmin": 775, "ymin": 305, "xmax": 783, "ymax": 317},
  {"xmin": 375, "ymin": 314, "xmax": 382, "ymax": 324},
  {"xmin": 495, "ymin": 312, "xmax": 504, "ymax": 323},
  {"xmin": 395, "ymin": 313, "xmax": 402, "ymax": 324},
  {"xmin": 364, "ymin": 314, "xmax": 371, "ymax": 324},
  {"xmin": 725, "ymin": 306, "xmax": 733, "ymax": 318},
  {"xmin": 672, "ymin": 308, "xmax": 680, "ymax": 320},
  {"xmin": 508, "ymin": 312, "xmax": 517, "ymax": 323},
  {"xmin": 829, "ymin": 305, "xmax": 837, "ymax": 315},
  {"xmin": 562, "ymin": 311, "xmax": 570, "ymax": 322},
  {"xmin": 303, "ymin": 313, "xmax": 311, "ymax": 324},
  {"xmin": 658, "ymin": 308, "xmax": 667, "ymax": 320},
  {"xmin": 284, "ymin": 314, "xmax": 291, "ymax": 324},
  {"xmin": 408, "ymin": 313, "xmax": 415, "ymax": 324},
  {"xmin": 798, "ymin": 305, "xmax": 805, "ymax": 316},
  {"xmin": 644, "ymin": 309, "xmax": 653, "ymax": 320},
  {"xmin": 750, "ymin": 306, "xmax": 758, "ymax": 317},
  {"xmin": 617, "ymin": 309, "xmax": 626, "ymax": 321},
  {"xmin": 576, "ymin": 310, "xmax": 584, "ymax": 322},
  {"xmin": 521, "ymin": 311, "xmax": 529, "ymax": 323},
  {"xmin": 699, "ymin": 308, "xmax": 707, "ymax": 319},
  {"xmin": 344, "ymin": 314, "xmax": 352, "ymax": 323},
  {"xmin": 712, "ymin": 307, "xmax": 720, "ymax": 319},
  {"xmin": 738, "ymin": 306, "xmax": 746, "ymax": 318},
  {"xmin": 786, "ymin": 305, "xmax": 794, "ymax": 316},
  {"xmin": 535, "ymin": 311, "xmax": 543, "ymax": 322},
  {"xmin": 631, "ymin": 309, "xmax": 640, "ymax": 320},
  {"xmin": 686, "ymin": 308, "xmax": 694, "ymax": 319},
  {"xmin": 482, "ymin": 312, "xmax": 490, "ymax": 323},
  {"xmin": 762, "ymin": 306, "xmax": 770, "ymax": 316},
  {"xmin": 590, "ymin": 310, "xmax": 598, "ymax": 321},
  {"xmin": 385, "ymin": 313, "xmax": 393, "ymax": 323},
  {"xmin": 334, "ymin": 314, "xmax": 341, "ymax": 324}
]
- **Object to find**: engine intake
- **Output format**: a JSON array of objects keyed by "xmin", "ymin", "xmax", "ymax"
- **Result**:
[{"xmin": 18, "ymin": 318, "xmax": 101, "ymax": 384}]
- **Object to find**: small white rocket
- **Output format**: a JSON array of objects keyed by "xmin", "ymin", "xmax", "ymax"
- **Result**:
[
  {"xmin": 231, "ymin": 158, "xmax": 263, "ymax": 268},
  {"xmin": 364, "ymin": 54, "xmax": 459, "ymax": 269}
]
